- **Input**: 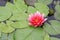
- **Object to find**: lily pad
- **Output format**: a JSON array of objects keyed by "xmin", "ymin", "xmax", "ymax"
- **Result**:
[
  {"xmin": 27, "ymin": 6, "xmax": 37, "ymax": 14},
  {"xmin": 6, "ymin": 2, "xmax": 19, "ymax": 13},
  {"xmin": 50, "ymin": 37, "xmax": 60, "ymax": 40},
  {"xmin": 10, "ymin": 20, "xmax": 28, "ymax": 28},
  {"xmin": 0, "ymin": 7, "xmax": 11, "ymax": 21},
  {"xmin": 44, "ymin": 33, "xmax": 50, "ymax": 40},
  {"xmin": 43, "ymin": 20, "xmax": 60, "ymax": 35},
  {"xmin": 0, "ymin": 32, "xmax": 1, "ymax": 37},
  {"xmin": 38, "ymin": 0, "xmax": 52, "ymax": 5},
  {"xmin": 0, "ymin": 33, "xmax": 8, "ymax": 40},
  {"xmin": 14, "ymin": 27, "xmax": 50, "ymax": 40},
  {"xmin": 35, "ymin": 3, "xmax": 49, "ymax": 17},
  {"xmin": 9, "ymin": 12, "xmax": 28, "ymax": 21},
  {"xmin": 0, "ymin": 33, "xmax": 14, "ymax": 40},
  {"xmin": 0, "ymin": 22, "xmax": 15, "ymax": 33},
  {"xmin": 7, "ymin": 33, "xmax": 14, "ymax": 40},
  {"xmin": 9, "ymin": 11, "xmax": 29, "ymax": 28},
  {"xmin": 14, "ymin": 0, "xmax": 27, "ymax": 12},
  {"xmin": 54, "ymin": 5, "xmax": 60, "ymax": 20},
  {"xmin": 4, "ymin": 3, "xmax": 29, "ymax": 29}
]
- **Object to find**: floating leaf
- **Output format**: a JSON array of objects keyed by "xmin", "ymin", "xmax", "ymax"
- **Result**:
[
  {"xmin": 0, "ymin": 22, "xmax": 15, "ymax": 33},
  {"xmin": 27, "ymin": 6, "xmax": 37, "ymax": 14},
  {"xmin": 14, "ymin": 0, "xmax": 27, "ymax": 12},
  {"xmin": 14, "ymin": 27, "xmax": 46, "ymax": 40},
  {"xmin": 55, "ymin": 5, "xmax": 60, "ymax": 14},
  {"xmin": 0, "ymin": 33, "xmax": 8, "ymax": 40},
  {"xmin": 0, "ymin": 32, "xmax": 1, "ymax": 37},
  {"xmin": 0, "ymin": 7, "xmax": 11, "ymax": 21},
  {"xmin": 54, "ymin": 5, "xmax": 60, "ymax": 20},
  {"xmin": 7, "ymin": 33, "xmax": 14, "ymax": 40},
  {"xmin": 9, "ymin": 12, "xmax": 28, "ymax": 21},
  {"xmin": 38, "ymin": 0, "xmax": 52, "ymax": 5},
  {"xmin": 6, "ymin": 2, "xmax": 19, "ymax": 13},
  {"xmin": 35, "ymin": 3, "xmax": 49, "ymax": 17},
  {"xmin": 9, "ymin": 12, "xmax": 28, "ymax": 28},
  {"xmin": 0, "ymin": 32, "xmax": 14, "ymax": 40},
  {"xmin": 50, "ymin": 37, "xmax": 60, "ymax": 40},
  {"xmin": 54, "ymin": 12, "xmax": 60, "ymax": 20},
  {"xmin": 10, "ymin": 20, "xmax": 28, "ymax": 28},
  {"xmin": 44, "ymin": 33, "xmax": 50, "ymax": 40},
  {"xmin": 44, "ymin": 20, "xmax": 60, "ymax": 35}
]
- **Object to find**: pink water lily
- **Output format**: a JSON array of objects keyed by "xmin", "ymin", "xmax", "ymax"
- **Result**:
[{"xmin": 28, "ymin": 11, "xmax": 47, "ymax": 27}]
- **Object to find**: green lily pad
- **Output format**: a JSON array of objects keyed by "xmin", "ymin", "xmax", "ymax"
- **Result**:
[
  {"xmin": 54, "ymin": 12, "xmax": 60, "ymax": 20},
  {"xmin": 14, "ymin": 0, "xmax": 27, "ymax": 12},
  {"xmin": 6, "ymin": 2, "xmax": 19, "ymax": 13},
  {"xmin": 0, "ymin": 33, "xmax": 14, "ymax": 40},
  {"xmin": 43, "ymin": 20, "xmax": 60, "ymax": 35},
  {"xmin": 10, "ymin": 20, "xmax": 28, "ymax": 28},
  {"xmin": 0, "ymin": 28, "xmax": 50, "ymax": 40},
  {"xmin": 14, "ymin": 27, "xmax": 49, "ymax": 40},
  {"xmin": 50, "ymin": 37, "xmax": 60, "ymax": 40},
  {"xmin": 44, "ymin": 33, "xmax": 50, "ymax": 40},
  {"xmin": 9, "ymin": 11, "xmax": 29, "ymax": 28},
  {"xmin": 7, "ymin": 33, "xmax": 14, "ymax": 40},
  {"xmin": 27, "ymin": 6, "xmax": 37, "ymax": 14},
  {"xmin": 5, "ymin": 3, "xmax": 29, "ymax": 29},
  {"xmin": 0, "ymin": 32, "xmax": 1, "ymax": 37},
  {"xmin": 38, "ymin": 0, "xmax": 52, "ymax": 5},
  {"xmin": 0, "ymin": 33, "xmax": 8, "ymax": 40},
  {"xmin": 35, "ymin": 3, "xmax": 49, "ymax": 17},
  {"xmin": 54, "ymin": 5, "xmax": 60, "ymax": 20},
  {"xmin": 0, "ymin": 7, "xmax": 11, "ymax": 21},
  {"xmin": 0, "ymin": 22, "xmax": 15, "ymax": 33},
  {"xmin": 9, "ymin": 12, "xmax": 28, "ymax": 21},
  {"xmin": 55, "ymin": 5, "xmax": 60, "ymax": 12}
]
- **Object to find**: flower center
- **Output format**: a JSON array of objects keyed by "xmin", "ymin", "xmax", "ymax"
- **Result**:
[{"xmin": 34, "ymin": 17, "xmax": 39, "ymax": 23}]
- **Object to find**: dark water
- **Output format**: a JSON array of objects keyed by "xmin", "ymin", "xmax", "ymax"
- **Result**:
[
  {"xmin": 0, "ymin": 0, "xmax": 7, "ymax": 6},
  {"xmin": 0, "ymin": 0, "xmax": 60, "ymax": 39}
]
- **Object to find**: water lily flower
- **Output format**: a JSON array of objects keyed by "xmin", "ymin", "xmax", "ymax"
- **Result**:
[{"xmin": 28, "ymin": 11, "xmax": 47, "ymax": 27}]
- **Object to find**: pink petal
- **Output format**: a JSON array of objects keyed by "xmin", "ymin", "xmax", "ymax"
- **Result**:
[
  {"xmin": 28, "ymin": 11, "xmax": 47, "ymax": 27},
  {"xmin": 44, "ymin": 18, "xmax": 47, "ymax": 22}
]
